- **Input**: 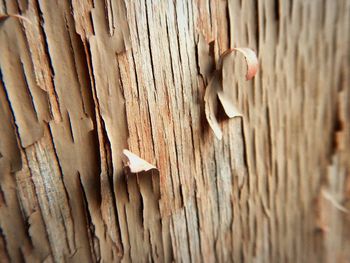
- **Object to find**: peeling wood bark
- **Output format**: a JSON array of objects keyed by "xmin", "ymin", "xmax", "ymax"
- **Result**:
[{"xmin": 0, "ymin": 0, "xmax": 349, "ymax": 262}]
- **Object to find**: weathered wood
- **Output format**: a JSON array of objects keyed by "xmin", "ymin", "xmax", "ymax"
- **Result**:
[{"xmin": 0, "ymin": 0, "xmax": 349, "ymax": 262}]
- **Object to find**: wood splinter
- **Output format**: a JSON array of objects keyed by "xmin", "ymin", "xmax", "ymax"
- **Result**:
[
  {"xmin": 0, "ymin": 14, "xmax": 32, "ymax": 24},
  {"xmin": 122, "ymin": 149, "xmax": 157, "ymax": 174}
]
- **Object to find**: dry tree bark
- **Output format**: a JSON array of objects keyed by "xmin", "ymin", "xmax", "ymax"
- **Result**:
[{"xmin": 0, "ymin": 0, "xmax": 349, "ymax": 262}]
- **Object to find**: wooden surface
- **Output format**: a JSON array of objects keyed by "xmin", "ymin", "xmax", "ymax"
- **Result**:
[{"xmin": 0, "ymin": 0, "xmax": 349, "ymax": 262}]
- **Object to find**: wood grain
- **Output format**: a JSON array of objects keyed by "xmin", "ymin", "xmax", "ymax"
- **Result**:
[{"xmin": 0, "ymin": 0, "xmax": 349, "ymax": 262}]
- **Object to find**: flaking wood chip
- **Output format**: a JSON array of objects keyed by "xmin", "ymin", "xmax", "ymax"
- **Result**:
[
  {"xmin": 204, "ymin": 47, "xmax": 258, "ymax": 139},
  {"xmin": 218, "ymin": 48, "xmax": 259, "ymax": 80},
  {"xmin": 217, "ymin": 91, "xmax": 243, "ymax": 119},
  {"xmin": 219, "ymin": 48, "xmax": 258, "ymax": 118},
  {"xmin": 0, "ymin": 14, "xmax": 32, "ymax": 24},
  {"xmin": 204, "ymin": 71, "xmax": 223, "ymax": 140},
  {"xmin": 122, "ymin": 149, "xmax": 157, "ymax": 173}
]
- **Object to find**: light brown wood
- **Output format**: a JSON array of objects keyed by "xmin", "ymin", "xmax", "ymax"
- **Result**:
[{"xmin": 0, "ymin": 0, "xmax": 349, "ymax": 262}]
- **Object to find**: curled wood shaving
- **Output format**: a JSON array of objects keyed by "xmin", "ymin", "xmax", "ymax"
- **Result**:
[
  {"xmin": 204, "ymin": 46, "xmax": 258, "ymax": 139},
  {"xmin": 0, "ymin": 14, "xmax": 32, "ymax": 24},
  {"xmin": 204, "ymin": 72, "xmax": 223, "ymax": 140},
  {"xmin": 218, "ymin": 48, "xmax": 259, "ymax": 80},
  {"xmin": 217, "ymin": 91, "xmax": 242, "ymax": 119},
  {"xmin": 122, "ymin": 149, "xmax": 157, "ymax": 173}
]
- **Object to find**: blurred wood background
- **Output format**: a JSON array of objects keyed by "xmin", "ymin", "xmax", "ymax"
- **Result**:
[{"xmin": 0, "ymin": 0, "xmax": 349, "ymax": 262}]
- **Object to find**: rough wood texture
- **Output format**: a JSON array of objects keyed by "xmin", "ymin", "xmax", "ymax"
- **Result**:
[{"xmin": 0, "ymin": 0, "xmax": 349, "ymax": 262}]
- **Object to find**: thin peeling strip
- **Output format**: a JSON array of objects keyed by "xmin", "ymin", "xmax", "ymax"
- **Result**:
[
  {"xmin": 122, "ymin": 149, "xmax": 157, "ymax": 173},
  {"xmin": 219, "ymin": 48, "xmax": 258, "ymax": 80},
  {"xmin": 322, "ymin": 190, "xmax": 349, "ymax": 213},
  {"xmin": 204, "ymin": 72, "xmax": 223, "ymax": 140},
  {"xmin": 0, "ymin": 14, "xmax": 32, "ymax": 24}
]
